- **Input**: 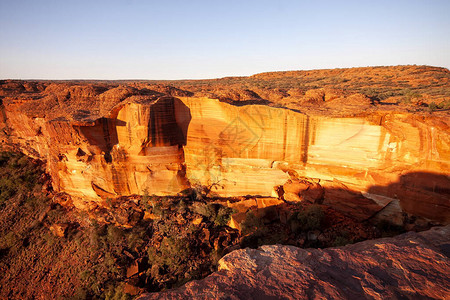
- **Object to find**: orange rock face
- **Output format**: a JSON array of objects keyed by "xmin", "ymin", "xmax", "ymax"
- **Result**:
[
  {"xmin": 179, "ymin": 97, "xmax": 449, "ymax": 223},
  {"xmin": 138, "ymin": 225, "xmax": 450, "ymax": 300},
  {"xmin": 2, "ymin": 96, "xmax": 191, "ymax": 208},
  {"xmin": 0, "ymin": 68, "xmax": 449, "ymax": 223}
]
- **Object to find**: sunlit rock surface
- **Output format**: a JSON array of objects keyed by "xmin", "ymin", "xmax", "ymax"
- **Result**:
[
  {"xmin": 1, "ymin": 93, "xmax": 449, "ymax": 221},
  {"xmin": 1, "ymin": 96, "xmax": 191, "ymax": 207},
  {"xmin": 139, "ymin": 225, "xmax": 450, "ymax": 300},
  {"xmin": 180, "ymin": 97, "xmax": 449, "ymax": 223}
]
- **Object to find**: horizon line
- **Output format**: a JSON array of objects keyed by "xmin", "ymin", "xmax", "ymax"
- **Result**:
[{"xmin": 1, "ymin": 64, "xmax": 448, "ymax": 82}]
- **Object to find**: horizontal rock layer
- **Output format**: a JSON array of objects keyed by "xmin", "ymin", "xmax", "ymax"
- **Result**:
[
  {"xmin": 181, "ymin": 97, "xmax": 449, "ymax": 223},
  {"xmin": 1, "ymin": 97, "xmax": 191, "ymax": 206},
  {"xmin": 139, "ymin": 225, "xmax": 450, "ymax": 300},
  {"xmin": 1, "ymin": 96, "xmax": 449, "ymax": 222}
]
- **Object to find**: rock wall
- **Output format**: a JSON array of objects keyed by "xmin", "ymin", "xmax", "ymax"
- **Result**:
[
  {"xmin": 182, "ymin": 98, "xmax": 394, "ymax": 195},
  {"xmin": 181, "ymin": 97, "xmax": 449, "ymax": 189},
  {"xmin": 1, "ymin": 97, "xmax": 191, "ymax": 207},
  {"xmin": 180, "ymin": 97, "xmax": 449, "ymax": 222},
  {"xmin": 1, "ymin": 96, "xmax": 449, "ymax": 221}
]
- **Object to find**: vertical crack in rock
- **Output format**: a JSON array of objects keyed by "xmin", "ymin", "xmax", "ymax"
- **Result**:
[
  {"xmin": 101, "ymin": 118, "xmax": 113, "ymax": 163},
  {"xmin": 300, "ymin": 115, "xmax": 310, "ymax": 165}
]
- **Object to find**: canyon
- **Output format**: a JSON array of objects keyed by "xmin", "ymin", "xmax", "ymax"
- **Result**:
[
  {"xmin": 1, "ymin": 68, "xmax": 449, "ymax": 225},
  {"xmin": 0, "ymin": 65, "xmax": 449, "ymax": 299}
]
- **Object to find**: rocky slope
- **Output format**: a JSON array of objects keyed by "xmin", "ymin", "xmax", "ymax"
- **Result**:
[
  {"xmin": 0, "ymin": 66, "xmax": 449, "ymax": 224},
  {"xmin": 139, "ymin": 225, "xmax": 450, "ymax": 300}
]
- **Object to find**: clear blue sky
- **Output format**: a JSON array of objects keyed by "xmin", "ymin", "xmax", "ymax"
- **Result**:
[{"xmin": 1, "ymin": 0, "xmax": 449, "ymax": 79}]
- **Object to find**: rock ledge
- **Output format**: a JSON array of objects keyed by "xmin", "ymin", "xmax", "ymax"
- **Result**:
[{"xmin": 140, "ymin": 226, "xmax": 450, "ymax": 299}]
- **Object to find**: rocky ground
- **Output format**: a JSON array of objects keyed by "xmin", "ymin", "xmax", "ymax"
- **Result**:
[
  {"xmin": 1, "ymin": 65, "xmax": 449, "ymax": 121},
  {"xmin": 0, "ymin": 151, "xmax": 409, "ymax": 299},
  {"xmin": 0, "ymin": 152, "xmax": 239, "ymax": 299},
  {"xmin": 158, "ymin": 65, "xmax": 450, "ymax": 116},
  {"xmin": 139, "ymin": 225, "xmax": 450, "ymax": 300}
]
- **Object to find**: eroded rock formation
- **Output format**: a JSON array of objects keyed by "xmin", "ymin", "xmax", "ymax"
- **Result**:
[
  {"xmin": 0, "ymin": 67, "xmax": 449, "ymax": 222},
  {"xmin": 179, "ymin": 97, "xmax": 450, "ymax": 223},
  {"xmin": 138, "ymin": 225, "xmax": 450, "ymax": 300},
  {"xmin": 1, "ymin": 96, "xmax": 191, "ymax": 207}
]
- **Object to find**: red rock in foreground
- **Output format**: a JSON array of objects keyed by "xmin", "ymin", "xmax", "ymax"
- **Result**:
[{"xmin": 139, "ymin": 226, "xmax": 450, "ymax": 300}]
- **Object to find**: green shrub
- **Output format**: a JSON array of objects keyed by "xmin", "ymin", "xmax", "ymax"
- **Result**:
[
  {"xmin": 333, "ymin": 235, "xmax": 351, "ymax": 247},
  {"xmin": 439, "ymin": 99, "xmax": 450, "ymax": 109},
  {"xmin": 332, "ymin": 230, "xmax": 351, "ymax": 246},
  {"xmin": 70, "ymin": 287, "xmax": 88, "ymax": 300},
  {"xmin": 79, "ymin": 270, "xmax": 93, "ymax": 281},
  {"xmin": 176, "ymin": 199, "xmax": 188, "ymax": 214},
  {"xmin": 400, "ymin": 89, "xmax": 422, "ymax": 104},
  {"xmin": 429, "ymin": 99, "xmax": 450, "ymax": 111},
  {"xmin": 107, "ymin": 225, "xmax": 124, "ymax": 243},
  {"xmin": 240, "ymin": 211, "xmax": 264, "ymax": 236},
  {"xmin": 191, "ymin": 203, "xmax": 234, "ymax": 226},
  {"xmin": 2, "ymin": 231, "xmax": 19, "ymax": 248},
  {"xmin": 428, "ymin": 102, "xmax": 438, "ymax": 112},
  {"xmin": 192, "ymin": 203, "xmax": 217, "ymax": 220},
  {"xmin": 141, "ymin": 191, "xmax": 155, "ymax": 211},
  {"xmin": 0, "ymin": 177, "xmax": 17, "ymax": 205},
  {"xmin": 160, "ymin": 236, "xmax": 191, "ymax": 265},
  {"xmin": 126, "ymin": 227, "xmax": 147, "ymax": 249},
  {"xmin": 296, "ymin": 205, "xmax": 325, "ymax": 232},
  {"xmin": 214, "ymin": 207, "xmax": 234, "ymax": 226},
  {"xmin": 151, "ymin": 200, "xmax": 166, "ymax": 218},
  {"xmin": 104, "ymin": 283, "xmax": 132, "ymax": 300},
  {"xmin": 376, "ymin": 219, "xmax": 405, "ymax": 237},
  {"xmin": 147, "ymin": 236, "xmax": 193, "ymax": 283}
]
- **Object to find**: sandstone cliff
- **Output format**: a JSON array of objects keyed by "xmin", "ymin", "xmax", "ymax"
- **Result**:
[
  {"xmin": 138, "ymin": 225, "xmax": 450, "ymax": 300},
  {"xmin": 1, "ymin": 96, "xmax": 191, "ymax": 207},
  {"xmin": 0, "ymin": 66, "xmax": 449, "ymax": 223}
]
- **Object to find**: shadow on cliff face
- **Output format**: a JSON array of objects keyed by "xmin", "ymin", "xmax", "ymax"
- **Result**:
[
  {"xmin": 274, "ymin": 171, "xmax": 450, "ymax": 228},
  {"xmin": 225, "ymin": 172, "xmax": 450, "ymax": 251},
  {"xmin": 77, "ymin": 96, "xmax": 192, "ymax": 162},
  {"xmin": 150, "ymin": 97, "xmax": 191, "ymax": 146},
  {"xmin": 366, "ymin": 171, "xmax": 450, "ymax": 224},
  {"xmin": 219, "ymin": 98, "xmax": 271, "ymax": 106},
  {"xmin": 218, "ymin": 97, "xmax": 304, "ymax": 113}
]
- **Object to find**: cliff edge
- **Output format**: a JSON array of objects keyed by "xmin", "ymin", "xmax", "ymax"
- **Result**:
[{"xmin": 139, "ymin": 225, "xmax": 450, "ymax": 299}]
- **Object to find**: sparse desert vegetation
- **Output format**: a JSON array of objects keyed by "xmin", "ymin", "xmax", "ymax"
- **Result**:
[
  {"xmin": 0, "ymin": 150, "xmax": 406, "ymax": 299},
  {"xmin": 0, "ymin": 65, "xmax": 449, "ymax": 299}
]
